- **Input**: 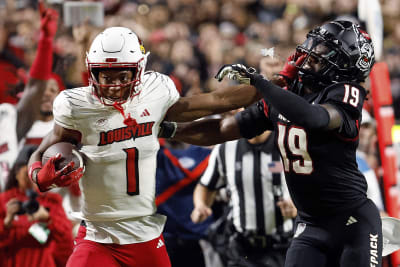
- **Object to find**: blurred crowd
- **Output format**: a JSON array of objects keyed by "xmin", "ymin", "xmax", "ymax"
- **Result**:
[
  {"xmin": 0, "ymin": 0, "xmax": 399, "ymax": 107},
  {"xmin": 0, "ymin": 0, "xmax": 399, "ymax": 266}
]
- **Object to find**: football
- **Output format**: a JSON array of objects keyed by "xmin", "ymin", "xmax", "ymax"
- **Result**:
[{"xmin": 42, "ymin": 142, "xmax": 85, "ymax": 171}]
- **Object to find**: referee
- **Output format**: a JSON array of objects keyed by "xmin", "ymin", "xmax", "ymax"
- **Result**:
[{"xmin": 191, "ymin": 129, "xmax": 297, "ymax": 267}]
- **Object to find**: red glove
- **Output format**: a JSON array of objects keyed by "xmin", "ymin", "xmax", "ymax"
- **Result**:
[
  {"xmin": 279, "ymin": 53, "xmax": 307, "ymax": 81},
  {"xmin": 38, "ymin": 1, "xmax": 59, "ymax": 39},
  {"xmin": 29, "ymin": 154, "xmax": 84, "ymax": 192}
]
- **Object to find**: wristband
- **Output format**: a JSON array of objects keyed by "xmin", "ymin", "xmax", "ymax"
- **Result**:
[
  {"xmin": 29, "ymin": 35, "xmax": 53, "ymax": 80},
  {"xmin": 159, "ymin": 121, "xmax": 177, "ymax": 138},
  {"xmin": 28, "ymin": 161, "xmax": 42, "ymax": 182}
]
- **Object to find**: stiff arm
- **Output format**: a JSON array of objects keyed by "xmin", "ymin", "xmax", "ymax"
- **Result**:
[{"xmin": 165, "ymin": 84, "xmax": 261, "ymax": 122}]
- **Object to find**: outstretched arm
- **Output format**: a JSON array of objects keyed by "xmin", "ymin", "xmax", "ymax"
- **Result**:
[
  {"xmin": 165, "ymin": 84, "xmax": 261, "ymax": 122},
  {"xmin": 173, "ymin": 116, "xmax": 241, "ymax": 146},
  {"xmin": 227, "ymin": 65, "xmax": 343, "ymax": 130},
  {"xmin": 251, "ymin": 75, "xmax": 341, "ymax": 130},
  {"xmin": 16, "ymin": 2, "xmax": 59, "ymax": 141}
]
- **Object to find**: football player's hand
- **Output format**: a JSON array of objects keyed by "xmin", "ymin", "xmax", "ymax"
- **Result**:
[
  {"xmin": 215, "ymin": 64, "xmax": 258, "ymax": 85},
  {"xmin": 278, "ymin": 53, "xmax": 307, "ymax": 81},
  {"xmin": 4, "ymin": 198, "xmax": 20, "ymax": 228},
  {"xmin": 191, "ymin": 204, "xmax": 212, "ymax": 223},
  {"xmin": 38, "ymin": 0, "xmax": 59, "ymax": 39},
  {"xmin": 277, "ymin": 199, "xmax": 297, "ymax": 218},
  {"xmin": 28, "ymin": 205, "xmax": 50, "ymax": 222},
  {"xmin": 36, "ymin": 154, "xmax": 83, "ymax": 191}
]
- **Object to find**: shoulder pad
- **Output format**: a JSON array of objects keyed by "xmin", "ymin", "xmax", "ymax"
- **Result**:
[{"xmin": 321, "ymin": 82, "xmax": 367, "ymax": 117}]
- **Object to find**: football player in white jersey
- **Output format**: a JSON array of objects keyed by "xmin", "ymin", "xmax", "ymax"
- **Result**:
[
  {"xmin": 0, "ymin": 3, "xmax": 58, "ymax": 191},
  {"xmin": 27, "ymin": 27, "xmax": 260, "ymax": 267}
]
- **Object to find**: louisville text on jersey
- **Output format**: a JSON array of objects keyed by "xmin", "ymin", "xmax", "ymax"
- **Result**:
[{"xmin": 98, "ymin": 121, "xmax": 155, "ymax": 146}]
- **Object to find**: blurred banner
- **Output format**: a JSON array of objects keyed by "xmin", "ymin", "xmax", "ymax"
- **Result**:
[{"xmin": 63, "ymin": 1, "xmax": 104, "ymax": 27}]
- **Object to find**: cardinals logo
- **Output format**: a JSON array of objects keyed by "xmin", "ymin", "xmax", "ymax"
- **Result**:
[{"xmin": 138, "ymin": 37, "xmax": 146, "ymax": 54}]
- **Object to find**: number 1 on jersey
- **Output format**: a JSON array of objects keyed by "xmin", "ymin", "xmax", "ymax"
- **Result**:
[{"xmin": 124, "ymin": 147, "xmax": 139, "ymax": 195}]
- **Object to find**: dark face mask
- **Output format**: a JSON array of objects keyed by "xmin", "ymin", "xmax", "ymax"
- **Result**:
[{"xmin": 295, "ymin": 37, "xmax": 342, "ymax": 92}]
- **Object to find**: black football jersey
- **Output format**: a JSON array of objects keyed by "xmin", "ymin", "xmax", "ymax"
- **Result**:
[{"xmin": 236, "ymin": 82, "xmax": 369, "ymax": 220}]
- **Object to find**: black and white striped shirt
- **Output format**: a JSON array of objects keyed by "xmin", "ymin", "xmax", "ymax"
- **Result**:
[{"xmin": 200, "ymin": 134, "xmax": 293, "ymax": 235}]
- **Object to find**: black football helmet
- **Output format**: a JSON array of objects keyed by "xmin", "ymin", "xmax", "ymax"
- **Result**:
[{"xmin": 296, "ymin": 20, "xmax": 375, "ymax": 91}]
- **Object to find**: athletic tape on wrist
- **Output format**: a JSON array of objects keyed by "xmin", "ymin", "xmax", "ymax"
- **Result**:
[{"xmin": 29, "ymin": 35, "xmax": 53, "ymax": 80}]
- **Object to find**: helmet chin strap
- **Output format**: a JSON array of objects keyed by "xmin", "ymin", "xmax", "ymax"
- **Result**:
[{"xmin": 112, "ymin": 101, "xmax": 137, "ymax": 127}]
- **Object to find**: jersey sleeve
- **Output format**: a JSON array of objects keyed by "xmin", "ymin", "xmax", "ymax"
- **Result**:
[
  {"xmin": 163, "ymin": 74, "xmax": 180, "ymax": 108},
  {"xmin": 142, "ymin": 72, "xmax": 180, "ymax": 119},
  {"xmin": 235, "ymin": 100, "xmax": 274, "ymax": 139},
  {"xmin": 53, "ymin": 91, "xmax": 77, "ymax": 130},
  {"xmin": 199, "ymin": 144, "xmax": 226, "ymax": 190},
  {"xmin": 324, "ymin": 83, "xmax": 367, "ymax": 138}
]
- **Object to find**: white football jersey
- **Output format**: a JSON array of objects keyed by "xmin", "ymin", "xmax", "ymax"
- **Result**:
[
  {"xmin": 0, "ymin": 104, "xmax": 18, "ymax": 191},
  {"xmin": 53, "ymin": 72, "xmax": 180, "ymax": 244}
]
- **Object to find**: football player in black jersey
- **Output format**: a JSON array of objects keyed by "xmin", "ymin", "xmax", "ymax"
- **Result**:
[{"xmin": 169, "ymin": 20, "xmax": 381, "ymax": 267}]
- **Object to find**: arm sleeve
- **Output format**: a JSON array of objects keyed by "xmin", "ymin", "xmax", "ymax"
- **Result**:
[
  {"xmin": 164, "ymin": 74, "xmax": 180, "ymax": 108},
  {"xmin": 53, "ymin": 92, "xmax": 76, "ymax": 130},
  {"xmin": 143, "ymin": 72, "xmax": 180, "ymax": 128},
  {"xmin": 252, "ymin": 75, "xmax": 330, "ymax": 129},
  {"xmin": 235, "ymin": 100, "xmax": 274, "ymax": 139},
  {"xmin": 200, "ymin": 144, "xmax": 226, "ymax": 190}
]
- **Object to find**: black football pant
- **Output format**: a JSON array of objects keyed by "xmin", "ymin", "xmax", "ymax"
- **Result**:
[
  {"xmin": 284, "ymin": 199, "xmax": 382, "ymax": 267},
  {"xmin": 164, "ymin": 236, "xmax": 205, "ymax": 267},
  {"xmin": 225, "ymin": 232, "xmax": 286, "ymax": 267}
]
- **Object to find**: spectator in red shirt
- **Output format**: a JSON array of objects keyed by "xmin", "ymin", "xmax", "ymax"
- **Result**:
[{"xmin": 0, "ymin": 145, "xmax": 73, "ymax": 267}]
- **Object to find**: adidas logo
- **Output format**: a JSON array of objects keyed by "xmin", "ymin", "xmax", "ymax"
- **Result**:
[
  {"xmin": 140, "ymin": 109, "xmax": 150, "ymax": 117},
  {"xmin": 156, "ymin": 238, "xmax": 164, "ymax": 248},
  {"xmin": 346, "ymin": 216, "xmax": 358, "ymax": 226}
]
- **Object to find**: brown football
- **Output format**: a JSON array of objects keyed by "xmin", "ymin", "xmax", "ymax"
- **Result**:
[{"xmin": 42, "ymin": 142, "xmax": 84, "ymax": 171}]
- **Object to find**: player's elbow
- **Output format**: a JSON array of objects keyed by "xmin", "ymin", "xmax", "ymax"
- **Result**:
[{"xmin": 220, "ymin": 116, "xmax": 241, "ymax": 139}]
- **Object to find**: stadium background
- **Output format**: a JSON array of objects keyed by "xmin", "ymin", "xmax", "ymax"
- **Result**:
[{"xmin": 1, "ymin": 0, "xmax": 400, "ymax": 266}]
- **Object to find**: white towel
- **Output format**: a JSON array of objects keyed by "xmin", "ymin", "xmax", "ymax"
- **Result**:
[{"xmin": 382, "ymin": 217, "xmax": 400, "ymax": 256}]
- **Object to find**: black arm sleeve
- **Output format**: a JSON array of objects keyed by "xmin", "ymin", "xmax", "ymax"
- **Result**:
[
  {"xmin": 252, "ymin": 75, "xmax": 330, "ymax": 129},
  {"xmin": 235, "ymin": 101, "xmax": 274, "ymax": 139}
]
